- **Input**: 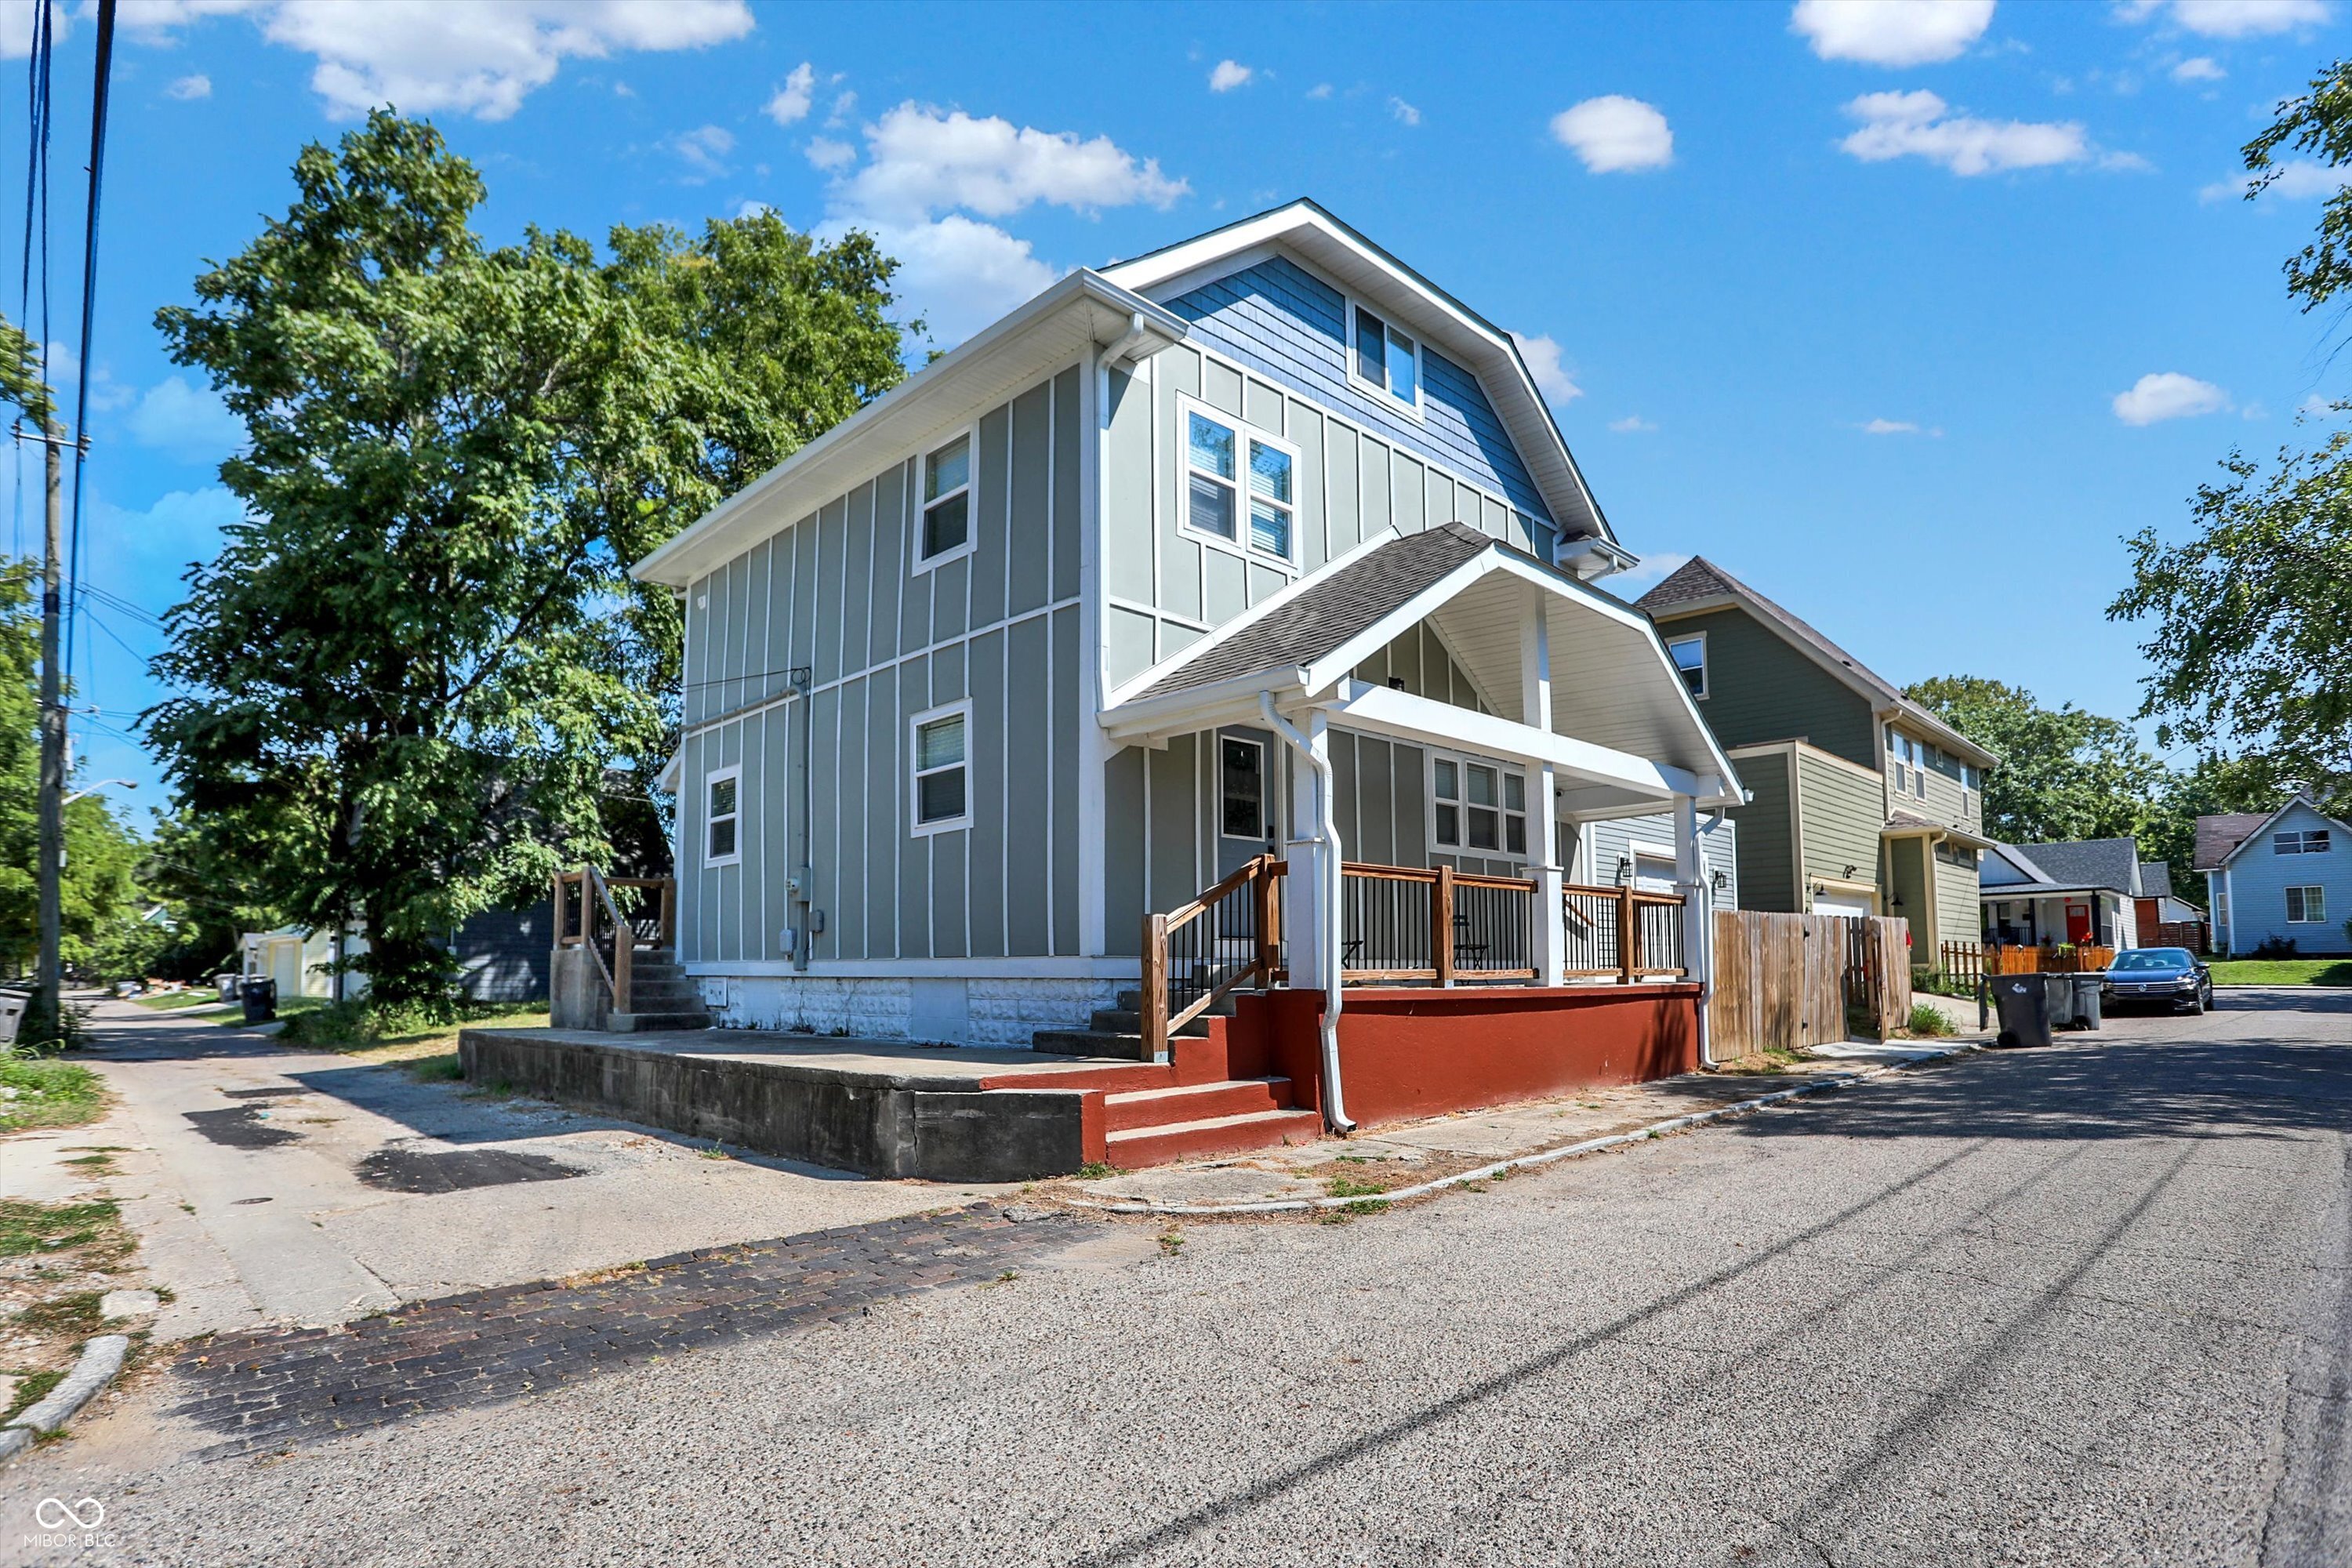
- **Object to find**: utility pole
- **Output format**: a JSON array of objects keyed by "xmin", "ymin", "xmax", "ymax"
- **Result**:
[{"xmin": 32, "ymin": 414, "xmax": 64, "ymax": 1041}]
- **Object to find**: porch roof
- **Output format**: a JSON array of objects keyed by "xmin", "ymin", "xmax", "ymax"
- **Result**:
[{"xmin": 1102, "ymin": 522, "xmax": 1742, "ymax": 812}]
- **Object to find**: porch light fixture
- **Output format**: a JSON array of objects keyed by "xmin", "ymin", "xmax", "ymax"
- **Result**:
[
  {"xmin": 1712, "ymin": 869, "xmax": 1729, "ymax": 894},
  {"xmin": 1614, "ymin": 855, "xmax": 1632, "ymax": 886},
  {"xmin": 1387, "ymin": 676, "xmax": 1406, "ymax": 691}
]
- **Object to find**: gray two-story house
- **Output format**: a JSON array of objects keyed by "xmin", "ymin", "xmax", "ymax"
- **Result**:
[
  {"xmin": 628, "ymin": 200, "xmax": 1740, "ymax": 1097},
  {"xmin": 1636, "ymin": 557, "xmax": 1997, "ymax": 955}
]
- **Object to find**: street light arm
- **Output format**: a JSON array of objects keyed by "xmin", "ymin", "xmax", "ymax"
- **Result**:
[{"xmin": 64, "ymin": 778, "xmax": 136, "ymax": 805}]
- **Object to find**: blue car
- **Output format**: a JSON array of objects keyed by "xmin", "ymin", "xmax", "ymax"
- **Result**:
[{"xmin": 2102, "ymin": 948, "xmax": 2216, "ymax": 1015}]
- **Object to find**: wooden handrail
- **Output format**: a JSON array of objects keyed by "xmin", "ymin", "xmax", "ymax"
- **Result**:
[
  {"xmin": 1141, "ymin": 855, "xmax": 1286, "ymax": 1062},
  {"xmin": 552, "ymin": 865, "xmax": 677, "ymax": 1018}
]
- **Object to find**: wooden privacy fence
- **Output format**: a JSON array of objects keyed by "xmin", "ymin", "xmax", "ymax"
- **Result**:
[
  {"xmin": 1986, "ymin": 942, "xmax": 2114, "ymax": 975},
  {"xmin": 1939, "ymin": 942, "xmax": 1985, "ymax": 988},
  {"xmin": 1709, "ymin": 911, "xmax": 1912, "ymax": 1058}
]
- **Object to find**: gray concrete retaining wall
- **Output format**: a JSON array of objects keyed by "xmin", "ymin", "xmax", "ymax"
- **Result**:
[{"xmin": 458, "ymin": 1029, "xmax": 1088, "ymax": 1181}]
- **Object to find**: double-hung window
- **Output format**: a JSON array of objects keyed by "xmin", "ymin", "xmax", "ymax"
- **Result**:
[
  {"xmin": 2288, "ymin": 884, "xmax": 2328, "ymax": 924},
  {"xmin": 1350, "ymin": 303, "xmax": 1421, "ymax": 411},
  {"xmin": 1432, "ymin": 752, "xmax": 1527, "ymax": 858},
  {"xmin": 1667, "ymin": 634, "xmax": 1706, "ymax": 699},
  {"xmin": 703, "ymin": 766, "xmax": 741, "ymax": 867},
  {"xmin": 910, "ymin": 704, "xmax": 970, "ymax": 833},
  {"xmin": 1184, "ymin": 404, "xmax": 1295, "ymax": 563},
  {"xmin": 2275, "ymin": 829, "xmax": 2332, "ymax": 855},
  {"xmin": 917, "ymin": 430, "xmax": 972, "ymax": 567}
]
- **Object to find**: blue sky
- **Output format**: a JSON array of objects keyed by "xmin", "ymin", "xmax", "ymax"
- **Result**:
[{"xmin": 9, "ymin": 0, "xmax": 2350, "ymax": 815}]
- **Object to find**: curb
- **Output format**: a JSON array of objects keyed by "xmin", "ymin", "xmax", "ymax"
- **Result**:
[
  {"xmin": 0, "ymin": 1334, "xmax": 130, "ymax": 1465},
  {"xmin": 1068, "ymin": 1040, "xmax": 1986, "ymax": 1218}
]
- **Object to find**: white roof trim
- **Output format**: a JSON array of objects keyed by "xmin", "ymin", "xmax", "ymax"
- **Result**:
[
  {"xmin": 633, "ymin": 269, "xmax": 1187, "ymax": 588},
  {"xmin": 1099, "ymin": 200, "xmax": 1612, "ymax": 546}
]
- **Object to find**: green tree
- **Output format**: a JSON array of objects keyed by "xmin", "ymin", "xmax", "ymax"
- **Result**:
[
  {"xmin": 147, "ymin": 113, "xmax": 906, "ymax": 1008},
  {"xmin": 1905, "ymin": 676, "xmax": 2172, "ymax": 846},
  {"xmin": 2104, "ymin": 61, "xmax": 2352, "ymax": 802}
]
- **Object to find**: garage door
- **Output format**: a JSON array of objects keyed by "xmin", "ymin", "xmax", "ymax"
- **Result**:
[{"xmin": 1813, "ymin": 891, "xmax": 1873, "ymax": 919}]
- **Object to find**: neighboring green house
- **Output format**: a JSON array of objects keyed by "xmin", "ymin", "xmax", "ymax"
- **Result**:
[{"xmin": 1635, "ymin": 558, "xmax": 1998, "ymax": 953}]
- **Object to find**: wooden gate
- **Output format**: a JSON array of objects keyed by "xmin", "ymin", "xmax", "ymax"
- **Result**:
[{"xmin": 1709, "ymin": 911, "xmax": 1911, "ymax": 1058}]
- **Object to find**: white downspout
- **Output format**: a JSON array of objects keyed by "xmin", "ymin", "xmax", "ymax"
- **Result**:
[
  {"xmin": 1695, "ymin": 805, "xmax": 1726, "ymax": 1067},
  {"xmin": 1260, "ymin": 691, "xmax": 1354, "ymax": 1135},
  {"xmin": 1097, "ymin": 312, "xmax": 1154, "ymax": 376}
]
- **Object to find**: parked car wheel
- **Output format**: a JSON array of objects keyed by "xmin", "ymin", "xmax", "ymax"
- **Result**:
[{"xmin": 2185, "ymin": 989, "xmax": 2206, "ymax": 1016}]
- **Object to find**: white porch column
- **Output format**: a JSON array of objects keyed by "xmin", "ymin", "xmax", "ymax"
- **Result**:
[
  {"xmin": 1521, "ymin": 586, "xmax": 1566, "ymax": 986},
  {"xmin": 1285, "ymin": 707, "xmax": 1337, "ymax": 990},
  {"xmin": 1672, "ymin": 792, "xmax": 1707, "ymax": 983}
]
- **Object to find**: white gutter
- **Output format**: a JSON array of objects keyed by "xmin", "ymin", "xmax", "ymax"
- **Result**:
[
  {"xmin": 1260, "ymin": 691, "xmax": 1354, "ymax": 1135},
  {"xmin": 1096, "ymin": 310, "xmax": 1156, "ymax": 373}
]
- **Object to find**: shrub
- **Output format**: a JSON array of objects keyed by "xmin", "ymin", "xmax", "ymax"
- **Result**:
[
  {"xmin": 2252, "ymin": 935, "xmax": 2301, "ymax": 960},
  {"xmin": 1905, "ymin": 1002, "xmax": 1955, "ymax": 1037}
]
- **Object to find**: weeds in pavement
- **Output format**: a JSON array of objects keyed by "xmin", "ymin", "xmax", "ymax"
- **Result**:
[
  {"xmin": 1073, "ymin": 1161, "xmax": 1122, "ymax": 1181},
  {"xmin": 1322, "ymin": 1174, "xmax": 1388, "ymax": 1199},
  {"xmin": 1904, "ymin": 1003, "xmax": 1955, "ymax": 1038},
  {"xmin": 1157, "ymin": 1229, "xmax": 1184, "ymax": 1258},
  {"xmin": 697, "ymin": 1143, "xmax": 734, "ymax": 1160},
  {"xmin": 0, "ymin": 1198, "xmax": 121, "ymax": 1258},
  {"xmin": 0, "ymin": 1058, "xmax": 107, "ymax": 1134},
  {"xmin": 2, "ymin": 1367, "xmax": 63, "ymax": 1424},
  {"xmin": 15, "ymin": 1290, "xmax": 105, "ymax": 1335}
]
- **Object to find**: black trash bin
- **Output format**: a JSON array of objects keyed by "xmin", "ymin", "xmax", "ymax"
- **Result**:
[
  {"xmin": 240, "ymin": 977, "xmax": 277, "ymax": 1025},
  {"xmin": 1994, "ymin": 975, "xmax": 2054, "ymax": 1048},
  {"xmin": 2068, "ymin": 973, "xmax": 2103, "ymax": 1032}
]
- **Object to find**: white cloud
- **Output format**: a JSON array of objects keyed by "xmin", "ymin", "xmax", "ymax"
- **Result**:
[
  {"xmin": 2205, "ymin": 158, "xmax": 2352, "ymax": 201},
  {"xmin": 2112, "ymin": 371, "xmax": 2229, "ymax": 424},
  {"xmin": 2132, "ymin": 0, "xmax": 2330, "ymax": 38},
  {"xmin": 124, "ymin": 0, "xmax": 756, "ymax": 122},
  {"xmin": 837, "ymin": 103, "xmax": 1188, "ymax": 224},
  {"xmin": 1208, "ymin": 59, "xmax": 1252, "ymax": 93},
  {"xmin": 1840, "ymin": 90, "xmax": 2089, "ymax": 175},
  {"xmin": 826, "ymin": 89, "xmax": 856, "ymax": 126},
  {"xmin": 817, "ymin": 103, "xmax": 1188, "ymax": 347},
  {"xmin": 1550, "ymin": 96, "xmax": 1674, "ymax": 173},
  {"xmin": 0, "ymin": 2, "xmax": 67, "ymax": 60},
  {"xmin": 166, "ymin": 73, "xmax": 212, "ymax": 100},
  {"xmin": 1307, "ymin": 82, "xmax": 1334, "ymax": 100},
  {"xmin": 2171, "ymin": 55, "xmax": 2226, "ymax": 81},
  {"xmin": 1791, "ymin": 0, "xmax": 1995, "ymax": 65},
  {"xmin": 1607, "ymin": 415, "xmax": 1658, "ymax": 433},
  {"xmin": 666, "ymin": 124, "xmax": 733, "ymax": 182},
  {"xmin": 1388, "ymin": 96, "xmax": 1421, "ymax": 126},
  {"xmin": 1612, "ymin": 551, "xmax": 1690, "ymax": 594},
  {"xmin": 765, "ymin": 60, "xmax": 815, "ymax": 126},
  {"xmin": 1862, "ymin": 417, "xmax": 1922, "ymax": 434},
  {"xmin": 1509, "ymin": 332, "xmax": 1584, "ymax": 405},
  {"xmin": 126, "ymin": 376, "xmax": 245, "ymax": 461},
  {"xmin": 95, "ymin": 485, "xmax": 248, "ymax": 584},
  {"xmin": 805, "ymin": 135, "xmax": 856, "ymax": 172}
]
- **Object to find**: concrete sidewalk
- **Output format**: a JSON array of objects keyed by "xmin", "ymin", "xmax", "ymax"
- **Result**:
[{"xmin": 1050, "ymin": 1030, "xmax": 1987, "ymax": 1211}]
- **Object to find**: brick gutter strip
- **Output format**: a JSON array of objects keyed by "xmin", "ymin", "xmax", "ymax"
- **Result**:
[
  {"xmin": 1071, "ymin": 1041, "xmax": 1986, "ymax": 1218},
  {"xmin": 0, "ymin": 1334, "xmax": 132, "ymax": 1465}
]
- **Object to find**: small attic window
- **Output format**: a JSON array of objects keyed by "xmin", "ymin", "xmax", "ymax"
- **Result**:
[{"xmin": 1349, "ymin": 303, "xmax": 1421, "ymax": 412}]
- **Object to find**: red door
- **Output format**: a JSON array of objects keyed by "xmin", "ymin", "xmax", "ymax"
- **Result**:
[{"xmin": 2066, "ymin": 902, "xmax": 2092, "ymax": 944}]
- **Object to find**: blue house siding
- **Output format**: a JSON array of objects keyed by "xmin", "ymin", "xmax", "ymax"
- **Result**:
[
  {"xmin": 1165, "ymin": 254, "xmax": 1555, "ymax": 528},
  {"xmin": 2225, "ymin": 800, "xmax": 2352, "ymax": 954}
]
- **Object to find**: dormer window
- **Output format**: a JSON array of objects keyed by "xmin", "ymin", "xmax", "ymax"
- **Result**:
[{"xmin": 1349, "ymin": 303, "xmax": 1421, "ymax": 412}]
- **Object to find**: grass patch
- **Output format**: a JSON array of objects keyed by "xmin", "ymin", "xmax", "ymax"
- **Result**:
[
  {"xmin": 1904, "ymin": 1002, "xmax": 1955, "ymax": 1038},
  {"xmin": 13, "ymin": 1290, "xmax": 105, "ymax": 1336},
  {"xmin": 1073, "ymin": 1161, "xmax": 1123, "ymax": 1181},
  {"xmin": 0, "ymin": 1198, "xmax": 121, "ymax": 1258},
  {"xmin": 267, "ymin": 1000, "xmax": 549, "ymax": 1065},
  {"xmin": 2209, "ymin": 959, "xmax": 2352, "ymax": 987},
  {"xmin": 1322, "ymin": 1174, "xmax": 1389, "ymax": 1200},
  {"xmin": 1714, "ymin": 1046, "xmax": 1812, "ymax": 1076},
  {"xmin": 0, "ymin": 1057, "xmax": 107, "ymax": 1134},
  {"xmin": 2, "ymin": 1367, "xmax": 63, "ymax": 1424},
  {"xmin": 405, "ymin": 1053, "xmax": 464, "ymax": 1083},
  {"xmin": 132, "ymin": 989, "xmax": 233, "ymax": 1011}
]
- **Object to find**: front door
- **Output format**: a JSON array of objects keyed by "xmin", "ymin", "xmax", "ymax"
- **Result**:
[
  {"xmin": 2066, "ymin": 902, "xmax": 2092, "ymax": 944},
  {"xmin": 1215, "ymin": 729, "xmax": 1281, "ymax": 878}
]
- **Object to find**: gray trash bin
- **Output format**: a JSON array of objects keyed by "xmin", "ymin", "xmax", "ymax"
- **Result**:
[
  {"xmin": 2044, "ymin": 971, "xmax": 2076, "ymax": 1030},
  {"xmin": 1994, "ymin": 975, "xmax": 2054, "ymax": 1048},
  {"xmin": 2068, "ymin": 973, "xmax": 2103, "ymax": 1032},
  {"xmin": 240, "ymin": 978, "xmax": 278, "ymax": 1025}
]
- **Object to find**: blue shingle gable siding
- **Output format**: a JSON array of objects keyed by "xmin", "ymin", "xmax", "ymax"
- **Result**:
[{"xmin": 1165, "ymin": 254, "xmax": 1555, "ymax": 527}]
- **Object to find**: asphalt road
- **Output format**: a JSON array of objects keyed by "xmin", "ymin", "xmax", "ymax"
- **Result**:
[{"xmin": 8, "ymin": 985, "xmax": 2347, "ymax": 1566}]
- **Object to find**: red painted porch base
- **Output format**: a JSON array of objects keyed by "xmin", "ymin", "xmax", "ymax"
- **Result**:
[{"xmin": 1231, "ymin": 983, "xmax": 1701, "ymax": 1128}]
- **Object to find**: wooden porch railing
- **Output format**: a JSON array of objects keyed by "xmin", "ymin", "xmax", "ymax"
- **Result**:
[
  {"xmin": 1140, "ymin": 855, "xmax": 1284, "ymax": 1063},
  {"xmin": 552, "ymin": 866, "xmax": 675, "ymax": 1014},
  {"xmin": 1340, "ymin": 862, "xmax": 1539, "ymax": 984},
  {"xmin": 1561, "ymin": 881, "xmax": 1687, "ymax": 982}
]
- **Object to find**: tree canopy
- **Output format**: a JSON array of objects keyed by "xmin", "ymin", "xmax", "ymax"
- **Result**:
[
  {"xmin": 1905, "ymin": 676, "xmax": 2169, "ymax": 846},
  {"xmin": 147, "ymin": 112, "xmax": 906, "ymax": 1005}
]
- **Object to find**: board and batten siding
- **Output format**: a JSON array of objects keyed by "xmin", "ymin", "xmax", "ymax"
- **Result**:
[
  {"xmin": 1580, "ymin": 815, "xmax": 1740, "ymax": 908},
  {"xmin": 676, "ymin": 366, "xmax": 1085, "ymax": 968},
  {"xmin": 1101, "ymin": 304, "xmax": 1558, "ymax": 695},
  {"xmin": 1797, "ymin": 747, "xmax": 1886, "ymax": 904},
  {"xmin": 1724, "ymin": 748, "xmax": 1796, "ymax": 913}
]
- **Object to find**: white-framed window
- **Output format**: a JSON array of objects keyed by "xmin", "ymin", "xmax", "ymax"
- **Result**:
[
  {"xmin": 909, "ymin": 701, "xmax": 971, "ymax": 835},
  {"xmin": 1887, "ymin": 728, "xmax": 1926, "ymax": 800},
  {"xmin": 702, "ymin": 765, "xmax": 742, "ymax": 868},
  {"xmin": 2275, "ymin": 829, "xmax": 2332, "ymax": 855},
  {"xmin": 1180, "ymin": 397, "xmax": 1298, "ymax": 564},
  {"xmin": 1430, "ymin": 750, "xmax": 1527, "ymax": 858},
  {"xmin": 1667, "ymin": 633, "xmax": 1707, "ymax": 699},
  {"xmin": 1347, "ymin": 300, "xmax": 1423, "ymax": 413},
  {"xmin": 1219, "ymin": 733, "xmax": 1267, "ymax": 840},
  {"xmin": 2288, "ymin": 885, "xmax": 2328, "ymax": 924},
  {"xmin": 913, "ymin": 427, "xmax": 975, "ymax": 572}
]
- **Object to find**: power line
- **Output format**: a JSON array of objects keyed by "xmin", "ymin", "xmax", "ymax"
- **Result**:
[{"xmin": 62, "ymin": 0, "xmax": 114, "ymax": 694}]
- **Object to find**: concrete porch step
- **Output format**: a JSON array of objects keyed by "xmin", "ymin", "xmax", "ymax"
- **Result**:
[
  {"xmin": 1032, "ymin": 1028, "xmax": 1155, "ymax": 1062},
  {"xmin": 1114, "ymin": 989, "xmax": 1239, "ymax": 1018},
  {"xmin": 1104, "ymin": 1106, "xmax": 1323, "ymax": 1167},
  {"xmin": 608, "ymin": 1011, "xmax": 712, "ymax": 1033},
  {"xmin": 1102, "ymin": 1076, "xmax": 1292, "ymax": 1133},
  {"xmin": 1087, "ymin": 1007, "xmax": 1212, "ymax": 1036}
]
